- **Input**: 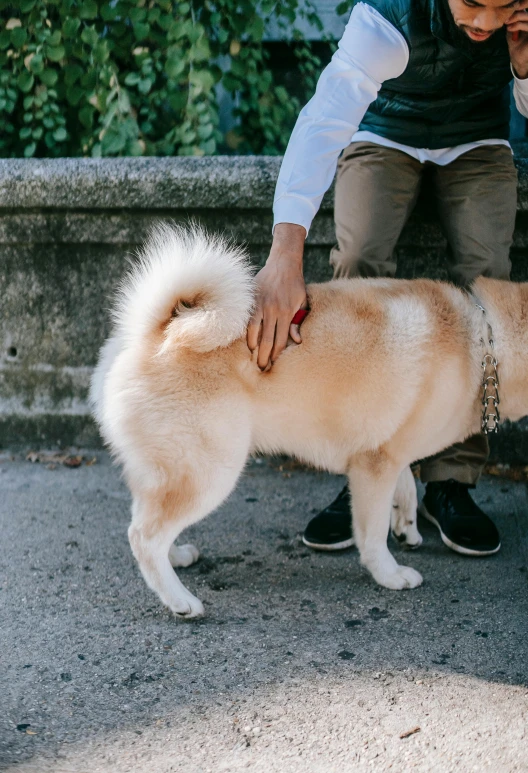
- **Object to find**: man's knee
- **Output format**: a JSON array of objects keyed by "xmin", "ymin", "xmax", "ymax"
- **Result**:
[
  {"xmin": 448, "ymin": 247, "xmax": 511, "ymax": 286},
  {"xmin": 330, "ymin": 243, "xmax": 397, "ymax": 279}
]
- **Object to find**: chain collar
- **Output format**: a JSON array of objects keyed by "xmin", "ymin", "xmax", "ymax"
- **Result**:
[{"xmin": 469, "ymin": 293, "xmax": 500, "ymax": 434}]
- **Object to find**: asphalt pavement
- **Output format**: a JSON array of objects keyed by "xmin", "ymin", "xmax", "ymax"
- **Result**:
[{"xmin": 0, "ymin": 452, "xmax": 527, "ymax": 773}]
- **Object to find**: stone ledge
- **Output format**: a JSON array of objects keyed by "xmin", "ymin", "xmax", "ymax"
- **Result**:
[
  {"xmin": 2, "ymin": 147, "xmax": 528, "ymax": 455},
  {"xmin": 1, "ymin": 140, "xmax": 528, "ymax": 212}
]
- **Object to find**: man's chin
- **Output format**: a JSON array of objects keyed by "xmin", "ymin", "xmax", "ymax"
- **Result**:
[{"xmin": 461, "ymin": 26, "xmax": 495, "ymax": 42}]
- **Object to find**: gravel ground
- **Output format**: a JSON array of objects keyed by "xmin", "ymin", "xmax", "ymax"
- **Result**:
[{"xmin": 0, "ymin": 452, "xmax": 527, "ymax": 773}]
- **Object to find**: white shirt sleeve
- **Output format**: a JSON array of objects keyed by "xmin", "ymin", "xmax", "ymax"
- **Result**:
[
  {"xmin": 513, "ymin": 71, "xmax": 528, "ymax": 118},
  {"xmin": 273, "ymin": 2, "xmax": 409, "ymax": 236}
]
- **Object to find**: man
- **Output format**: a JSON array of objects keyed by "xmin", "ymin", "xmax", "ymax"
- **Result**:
[{"xmin": 247, "ymin": 0, "xmax": 528, "ymax": 556}]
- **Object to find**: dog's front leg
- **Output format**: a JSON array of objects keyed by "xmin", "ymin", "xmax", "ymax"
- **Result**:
[{"xmin": 348, "ymin": 457, "xmax": 423, "ymax": 590}]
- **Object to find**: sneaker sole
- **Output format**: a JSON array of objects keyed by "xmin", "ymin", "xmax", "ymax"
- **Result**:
[
  {"xmin": 302, "ymin": 535, "xmax": 355, "ymax": 552},
  {"xmin": 418, "ymin": 502, "xmax": 500, "ymax": 557}
]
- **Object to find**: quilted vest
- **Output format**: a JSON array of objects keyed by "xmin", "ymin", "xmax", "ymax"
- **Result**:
[{"xmin": 357, "ymin": 0, "xmax": 512, "ymax": 148}]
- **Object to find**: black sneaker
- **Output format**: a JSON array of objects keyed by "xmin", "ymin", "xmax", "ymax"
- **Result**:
[
  {"xmin": 302, "ymin": 485, "xmax": 354, "ymax": 551},
  {"xmin": 419, "ymin": 479, "xmax": 500, "ymax": 556}
]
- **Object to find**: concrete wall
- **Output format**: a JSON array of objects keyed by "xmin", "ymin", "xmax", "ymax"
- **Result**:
[{"xmin": 1, "ymin": 145, "xmax": 528, "ymax": 458}]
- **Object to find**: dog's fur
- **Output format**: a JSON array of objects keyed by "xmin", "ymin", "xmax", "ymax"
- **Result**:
[{"xmin": 91, "ymin": 225, "xmax": 528, "ymax": 617}]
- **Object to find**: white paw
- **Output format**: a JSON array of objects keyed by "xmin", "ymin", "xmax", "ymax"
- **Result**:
[
  {"xmin": 376, "ymin": 564, "xmax": 423, "ymax": 590},
  {"xmin": 391, "ymin": 524, "xmax": 423, "ymax": 549},
  {"xmin": 168, "ymin": 591, "xmax": 205, "ymax": 619},
  {"xmin": 169, "ymin": 543, "xmax": 200, "ymax": 568},
  {"xmin": 391, "ymin": 507, "xmax": 422, "ymax": 549}
]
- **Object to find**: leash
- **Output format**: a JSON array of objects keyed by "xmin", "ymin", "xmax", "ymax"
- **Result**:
[{"xmin": 469, "ymin": 292, "xmax": 500, "ymax": 434}]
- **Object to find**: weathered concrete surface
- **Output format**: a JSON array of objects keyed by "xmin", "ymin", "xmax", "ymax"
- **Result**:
[
  {"xmin": 0, "ymin": 454, "xmax": 527, "ymax": 772},
  {"xmin": 1, "ymin": 147, "xmax": 528, "ymax": 454}
]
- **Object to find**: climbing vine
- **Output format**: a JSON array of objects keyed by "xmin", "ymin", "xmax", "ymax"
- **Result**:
[{"xmin": 0, "ymin": 0, "xmax": 327, "ymax": 157}]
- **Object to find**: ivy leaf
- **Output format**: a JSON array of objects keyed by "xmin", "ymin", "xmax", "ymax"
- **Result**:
[
  {"xmin": 93, "ymin": 40, "xmax": 110, "ymax": 64},
  {"xmin": 48, "ymin": 30, "xmax": 62, "ymax": 46},
  {"xmin": 100, "ymin": 4, "xmax": 118, "ymax": 21},
  {"xmin": 336, "ymin": 1, "xmax": 352, "ymax": 14},
  {"xmin": 64, "ymin": 64, "xmax": 83, "ymax": 86},
  {"xmin": 46, "ymin": 45, "xmax": 65, "ymax": 62},
  {"xmin": 129, "ymin": 7, "xmax": 147, "ymax": 22},
  {"xmin": 66, "ymin": 85, "xmax": 84, "ymax": 105},
  {"xmin": 133, "ymin": 22, "xmax": 150, "ymax": 41},
  {"xmin": 200, "ymin": 137, "xmax": 216, "ymax": 155},
  {"xmin": 137, "ymin": 78, "xmax": 153, "ymax": 95},
  {"xmin": 63, "ymin": 18, "xmax": 81, "ymax": 38},
  {"xmin": 101, "ymin": 126, "xmax": 127, "ymax": 154},
  {"xmin": 53, "ymin": 127, "xmax": 67, "ymax": 142},
  {"xmin": 80, "ymin": 0, "xmax": 98, "ymax": 20},
  {"xmin": 40, "ymin": 69, "xmax": 58, "ymax": 87},
  {"xmin": 23, "ymin": 141, "xmax": 37, "ymax": 157},
  {"xmin": 190, "ymin": 69, "xmax": 215, "ymax": 94},
  {"xmin": 247, "ymin": 16, "xmax": 264, "ymax": 41},
  {"xmin": 179, "ymin": 128, "xmax": 196, "ymax": 144},
  {"xmin": 81, "ymin": 26, "xmax": 99, "ymax": 47},
  {"xmin": 124, "ymin": 72, "xmax": 140, "ymax": 86},
  {"xmin": 197, "ymin": 123, "xmax": 213, "ymax": 140},
  {"xmin": 17, "ymin": 70, "xmax": 34, "ymax": 93},
  {"xmin": 79, "ymin": 105, "xmax": 94, "ymax": 128},
  {"xmin": 127, "ymin": 139, "xmax": 145, "ymax": 156},
  {"xmin": 165, "ymin": 56, "xmax": 185, "ymax": 79},
  {"xmin": 29, "ymin": 54, "xmax": 44, "ymax": 74},
  {"xmin": 11, "ymin": 27, "xmax": 27, "ymax": 48}
]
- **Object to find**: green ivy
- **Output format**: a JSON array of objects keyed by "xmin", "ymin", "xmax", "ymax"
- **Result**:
[{"xmin": 0, "ymin": 0, "xmax": 328, "ymax": 158}]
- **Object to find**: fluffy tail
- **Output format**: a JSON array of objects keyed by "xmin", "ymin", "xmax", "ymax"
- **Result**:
[{"xmin": 113, "ymin": 224, "xmax": 255, "ymax": 353}]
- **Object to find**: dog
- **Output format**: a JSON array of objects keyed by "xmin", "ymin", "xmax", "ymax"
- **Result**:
[{"xmin": 91, "ymin": 225, "xmax": 528, "ymax": 618}]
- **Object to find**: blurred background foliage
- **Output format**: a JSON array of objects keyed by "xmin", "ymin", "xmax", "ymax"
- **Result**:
[{"xmin": 0, "ymin": 0, "xmax": 342, "ymax": 158}]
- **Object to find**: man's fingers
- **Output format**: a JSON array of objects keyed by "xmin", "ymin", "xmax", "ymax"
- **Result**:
[
  {"xmin": 507, "ymin": 22, "xmax": 528, "ymax": 34},
  {"xmin": 289, "ymin": 323, "xmax": 302, "ymax": 345},
  {"xmin": 507, "ymin": 8, "xmax": 528, "ymax": 25},
  {"xmin": 271, "ymin": 317, "xmax": 291, "ymax": 363},
  {"xmin": 257, "ymin": 316, "xmax": 277, "ymax": 370},
  {"xmin": 247, "ymin": 310, "xmax": 263, "ymax": 351}
]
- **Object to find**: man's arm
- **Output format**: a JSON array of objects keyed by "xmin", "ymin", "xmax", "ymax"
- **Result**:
[{"xmin": 247, "ymin": 3, "xmax": 409, "ymax": 370}]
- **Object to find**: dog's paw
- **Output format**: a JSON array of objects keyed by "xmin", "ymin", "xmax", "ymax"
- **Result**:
[
  {"xmin": 168, "ymin": 591, "xmax": 205, "ymax": 619},
  {"xmin": 376, "ymin": 564, "xmax": 423, "ymax": 590},
  {"xmin": 391, "ymin": 505, "xmax": 422, "ymax": 550},
  {"xmin": 169, "ymin": 543, "xmax": 200, "ymax": 568},
  {"xmin": 391, "ymin": 525, "xmax": 423, "ymax": 550}
]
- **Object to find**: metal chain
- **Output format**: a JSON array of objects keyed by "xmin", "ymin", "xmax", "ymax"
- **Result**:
[{"xmin": 473, "ymin": 299, "xmax": 500, "ymax": 434}]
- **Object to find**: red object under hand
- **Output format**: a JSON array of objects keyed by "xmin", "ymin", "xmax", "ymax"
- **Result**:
[
  {"xmin": 512, "ymin": 31, "xmax": 520, "ymax": 41},
  {"xmin": 291, "ymin": 309, "xmax": 309, "ymax": 325}
]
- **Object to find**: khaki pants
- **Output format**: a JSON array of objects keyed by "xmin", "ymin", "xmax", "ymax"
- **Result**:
[{"xmin": 331, "ymin": 141, "xmax": 518, "ymax": 484}]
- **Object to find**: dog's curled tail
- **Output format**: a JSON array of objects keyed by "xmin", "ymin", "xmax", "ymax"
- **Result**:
[{"xmin": 114, "ymin": 224, "xmax": 255, "ymax": 353}]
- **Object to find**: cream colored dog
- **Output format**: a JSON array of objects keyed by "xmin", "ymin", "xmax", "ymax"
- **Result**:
[{"xmin": 91, "ymin": 225, "xmax": 527, "ymax": 618}]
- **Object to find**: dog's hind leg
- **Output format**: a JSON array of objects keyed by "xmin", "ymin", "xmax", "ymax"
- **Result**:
[
  {"xmin": 128, "ymin": 453, "xmax": 248, "ymax": 618},
  {"xmin": 348, "ymin": 455, "xmax": 423, "ymax": 590},
  {"xmin": 390, "ymin": 466, "xmax": 423, "ymax": 549},
  {"xmin": 128, "ymin": 489, "xmax": 206, "ymax": 618}
]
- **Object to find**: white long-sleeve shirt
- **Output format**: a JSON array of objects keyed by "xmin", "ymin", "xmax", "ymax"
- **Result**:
[{"xmin": 273, "ymin": 2, "xmax": 528, "ymax": 235}]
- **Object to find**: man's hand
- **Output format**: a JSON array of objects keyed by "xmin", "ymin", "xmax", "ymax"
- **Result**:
[
  {"xmin": 507, "ymin": 3, "xmax": 528, "ymax": 77},
  {"xmin": 247, "ymin": 223, "xmax": 308, "ymax": 370}
]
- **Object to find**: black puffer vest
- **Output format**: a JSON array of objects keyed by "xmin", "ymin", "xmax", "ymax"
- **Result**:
[{"xmin": 357, "ymin": 0, "xmax": 512, "ymax": 148}]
